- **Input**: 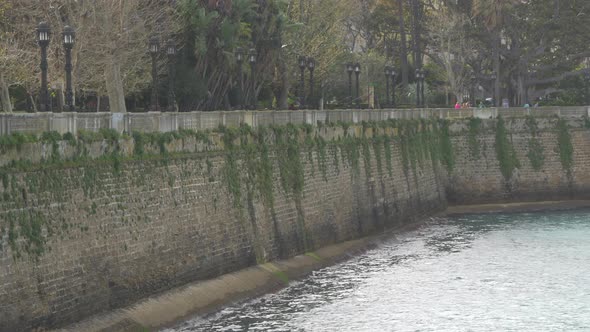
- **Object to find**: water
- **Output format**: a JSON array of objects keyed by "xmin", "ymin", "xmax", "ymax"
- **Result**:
[{"xmin": 165, "ymin": 211, "xmax": 590, "ymax": 332}]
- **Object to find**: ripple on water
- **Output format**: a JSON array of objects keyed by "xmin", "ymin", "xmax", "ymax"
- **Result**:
[{"xmin": 164, "ymin": 211, "xmax": 590, "ymax": 332}]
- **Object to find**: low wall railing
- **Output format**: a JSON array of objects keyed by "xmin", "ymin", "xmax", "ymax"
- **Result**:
[{"xmin": 0, "ymin": 106, "xmax": 588, "ymax": 136}]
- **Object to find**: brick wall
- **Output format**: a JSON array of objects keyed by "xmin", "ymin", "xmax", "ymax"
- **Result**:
[
  {"xmin": 2, "ymin": 117, "xmax": 590, "ymax": 331},
  {"xmin": 0, "ymin": 124, "xmax": 446, "ymax": 331},
  {"xmin": 447, "ymin": 117, "xmax": 590, "ymax": 203}
]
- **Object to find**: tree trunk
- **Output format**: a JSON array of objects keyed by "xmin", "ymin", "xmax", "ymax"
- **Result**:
[
  {"xmin": 493, "ymin": 38, "xmax": 501, "ymax": 107},
  {"xmin": 300, "ymin": 0, "xmax": 304, "ymax": 22},
  {"xmin": 28, "ymin": 91, "xmax": 37, "ymax": 113},
  {"xmin": 398, "ymin": 0, "xmax": 409, "ymax": 89},
  {"xmin": 411, "ymin": 0, "xmax": 418, "ymax": 67},
  {"xmin": 105, "ymin": 58, "xmax": 127, "ymax": 113},
  {"xmin": 277, "ymin": 51, "xmax": 289, "ymax": 110},
  {"xmin": 0, "ymin": 73, "xmax": 13, "ymax": 113},
  {"xmin": 56, "ymin": 81, "xmax": 65, "ymax": 112}
]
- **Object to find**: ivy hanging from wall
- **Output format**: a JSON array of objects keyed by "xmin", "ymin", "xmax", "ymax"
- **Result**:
[
  {"xmin": 495, "ymin": 116, "xmax": 521, "ymax": 181},
  {"xmin": 467, "ymin": 117, "xmax": 482, "ymax": 160},
  {"xmin": 556, "ymin": 118, "xmax": 574, "ymax": 176}
]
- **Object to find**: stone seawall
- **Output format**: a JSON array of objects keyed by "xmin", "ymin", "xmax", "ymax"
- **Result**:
[
  {"xmin": 2, "ymin": 116, "xmax": 590, "ymax": 331},
  {"xmin": 0, "ymin": 122, "xmax": 446, "ymax": 331},
  {"xmin": 447, "ymin": 117, "xmax": 590, "ymax": 203}
]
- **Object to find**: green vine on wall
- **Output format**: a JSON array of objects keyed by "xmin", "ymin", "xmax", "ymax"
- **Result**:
[
  {"xmin": 467, "ymin": 117, "xmax": 482, "ymax": 160},
  {"xmin": 556, "ymin": 118, "xmax": 574, "ymax": 175},
  {"xmin": 438, "ymin": 119, "xmax": 455, "ymax": 173},
  {"xmin": 0, "ymin": 119, "xmax": 458, "ymax": 262},
  {"xmin": 383, "ymin": 135, "xmax": 393, "ymax": 177},
  {"xmin": 495, "ymin": 116, "xmax": 521, "ymax": 180}
]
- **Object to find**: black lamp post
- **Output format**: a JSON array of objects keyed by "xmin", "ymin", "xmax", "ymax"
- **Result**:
[
  {"xmin": 354, "ymin": 63, "xmax": 361, "ymax": 109},
  {"xmin": 235, "ymin": 47, "xmax": 244, "ymax": 110},
  {"xmin": 37, "ymin": 22, "xmax": 51, "ymax": 112},
  {"xmin": 346, "ymin": 63, "xmax": 354, "ymax": 108},
  {"xmin": 63, "ymin": 25, "xmax": 75, "ymax": 112},
  {"xmin": 298, "ymin": 56, "xmax": 307, "ymax": 109},
  {"xmin": 166, "ymin": 40, "xmax": 177, "ymax": 112},
  {"xmin": 149, "ymin": 36, "xmax": 160, "ymax": 112},
  {"xmin": 415, "ymin": 68, "xmax": 421, "ymax": 107},
  {"xmin": 491, "ymin": 72, "xmax": 497, "ymax": 106},
  {"xmin": 418, "ymin": 68, "xmax": 426, "ymax": 107},
  {"xmin": 385, "ymin": 66, "xmax": 391, "ymax": 107},
  {"xmin": 471, "ymin": 74, "xmax": 476, "ymax": 107},
  {"xmin": 249, "ymin": 48, "xmax": 257, "ymax": 109},
  {"xmin": 391, "ymin": 68, "xmax": 397, "ymax": 108},
  {"xmin": 308, "ymin": 57, "xmax": 315, "ymax": 109}
]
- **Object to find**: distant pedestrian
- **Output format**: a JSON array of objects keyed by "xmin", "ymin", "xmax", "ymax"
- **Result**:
[{"xmin": 455, "ymin": 102, "xmax": 461, "ymax": 109}]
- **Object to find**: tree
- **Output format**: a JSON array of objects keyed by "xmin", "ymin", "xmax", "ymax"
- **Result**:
[
  {"xmin": 472, "ymin": 0, "xmax": 519, "ymax": 106},
  {"xmin": 0, "ymin": 0, "xmax": 12, "ymax": 112},
  {"xmin": 428, "ymin": 4, "xmax": 473, "ymax": 103}
]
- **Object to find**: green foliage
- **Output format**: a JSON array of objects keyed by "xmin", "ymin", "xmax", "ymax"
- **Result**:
[
  {"xmin": 0, "ymin": 132, "xmax": 37, "ymax": 152},
  {"xmin": 273, "ymin": 124, "xmax": 305, "ymax": 197},
  {"xmin": 494, "ymin": 117, "xmax": 521, "ymax": 180},
  {"xmin": 383, "ymin": 135, "xmax": 393, "ymax": 177},
  {"xmin": 41, "ymin": 131, "xmax": 62, "ymax": 161},
  {"xmin": 133, "ymin": 131, "xmax": 146, "ymax": 156},
  {"xmin": 556, "ymin": 118, "xmax": 574, "ymax": 174},
  {"xmin": 0, "ymin": 119, "xmax": 458, "ymax": 262},
  {"xmin": 438, "ymin": 120, "xmax": 455, "ymax": 173},
  {"xmin": 315, "ymin": 136, "xmax": 328, "ymax": 181}
]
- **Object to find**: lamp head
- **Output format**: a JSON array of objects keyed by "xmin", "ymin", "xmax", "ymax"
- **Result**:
[
  {"xmin": 307, "ymin": 57, "xmax": 315, "ymax": 71},
  {"xmin": 298, "ymin": 56, "xmax": 307, "ymax": 69},
  {"xmin": 346, "ymin": 62, "xmax": 354, "ymax": 74},
  {"xmin": 62, "ymin": 25, "xmax": 75, "ymax": 49},
  {"xmin": 166, "ymin": 40, "xmax": 176, "ymax": 56},
  {"xmin": 149, "ymin": 36, "xmax": 160, "ymax": 54},
  {"xmin": 236, "ymin": 47, "xmax": 244, "ymax": 62},
  {"xmin": 248, "ymin": 48, "xmax": 257, "ymax": 64},
  {"xmin": 37, "ymin": 22, "xmax": 51, "ymax": 47}
]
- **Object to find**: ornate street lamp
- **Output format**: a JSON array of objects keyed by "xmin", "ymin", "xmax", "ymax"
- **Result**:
[
  {"xmin": 249, "ymin": 48, "xmax": 257, "ymax": 109},
  {"xmin": 415, "ymin": 68, "xmax": 421, "ymax": 107},
  {"xmin": 235, "ymin": 47, "xmax": 244, "ymax": 109},
  {"xmin": 471, "ymin": 74, "xmax": 477, "ymax": 107},
  {"xmin": 298, "ymin": 56, "xmax": 307, "ymax": 109},
  {"xmin": 420, "ymin": 69, "xmax": 426, "ymax": 107},
  {"xmin": 308, "ymin": 57, "xmax": 316, "ymax": 109},
  {"xmin": 37, "ymin": 22, "xmax": 51, "ymax": 112},
  {"xmin": 385, "ymin": 66, "xmax": 391, "ymax": 108},
  {"xmin": 63, "ymin": 25, "xmax": 75, "ymax": 112},
  {"xmin": 166, "ymin": 40, "xmax": 177, "ymax": 112},
  {"xmin": 346, "ymin": 63, "xmax": 354, "ymax": 108},
  {"xmin": 391, "ymin": 68, "xmax": 397, "ymax": 108},
  {"xmin": 491, "ymin": 72, "xmax": 497, "ymax": 105},
  {"xmin": 354, "ymin": 63, "xmax": 361, "ymax": 109},
  {"xmin": 149, "ymin": 36, "xmax": 160, "ymax": 112}
]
